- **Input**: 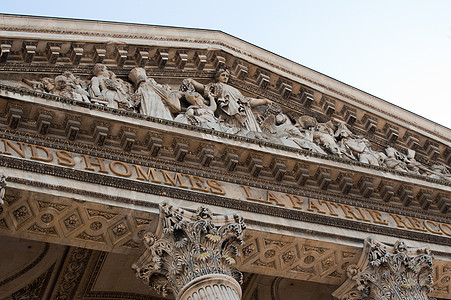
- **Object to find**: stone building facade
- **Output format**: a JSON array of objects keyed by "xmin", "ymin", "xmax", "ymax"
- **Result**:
[{"xmin": 0, "ymin": 14, "xmax": 450, "ymax": 300}]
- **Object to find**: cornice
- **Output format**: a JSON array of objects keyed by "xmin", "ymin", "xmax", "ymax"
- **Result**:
[{"xmin": 1, "ymin": 88, "xmax": 450, "ymax": 224}]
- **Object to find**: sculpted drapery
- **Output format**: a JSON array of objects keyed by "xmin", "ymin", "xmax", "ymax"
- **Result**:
[
  {"xmin": 17, "ymin": 64, "xmax": 451, "ymax": 182},
  {"xmin": 129, "ymin": 67, "xmax": 182, "ymax": 121},
  {"xmin": 186, "ymin": 68, "xmax": 271, "ymax": 133}
]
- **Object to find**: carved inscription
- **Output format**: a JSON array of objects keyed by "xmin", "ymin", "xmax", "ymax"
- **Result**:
[{"xmin": 1, "ymin": 138, "xmax": 451, "ymax": 239}]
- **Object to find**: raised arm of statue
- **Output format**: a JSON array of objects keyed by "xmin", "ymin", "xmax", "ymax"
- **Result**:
[{"xmin": 184, "ymin": 78, "xmax": 205, "ymax": 94}]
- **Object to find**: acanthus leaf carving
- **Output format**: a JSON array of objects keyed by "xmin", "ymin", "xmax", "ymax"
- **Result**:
[
  {"xmin": 333, "ymin": 237, "xmax": 435, "ymax": 300},
  {"xmin": 132, "ymin": 201, "xmax": 246, "ymax": 298}
]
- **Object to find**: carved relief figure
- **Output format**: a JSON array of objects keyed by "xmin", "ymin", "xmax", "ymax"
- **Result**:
[
  {"xmin": 89, "ymin": 64, "xmax": 129, "ymax": 108},
  {"xmin": 336, "ymin": 124, "xmax": 385, "ymax": 166},
  {"xmin": 312, "ymin": 121, "xmax": 342, "ymax": 156},
  {"xmin": 62, "ymin": 72, "xmax": 90, "ymax": 102},
  {"xmin": 53, "ymin": 74, "xmax": 89, "ymax": 102},
  {"xmin": 272, "ymin": 113, "xmax": 327, "ymax": 155},
  {"xmin": 128, "ymin": 68, "xmax": 182, "ymax": 120},
  {"xmin": 426, "ymin": 163, "xmax": 451, "ymax": 181},
  {"xmin": 384, "ymin": 147, "xmax": 409, "ymax": 172},
  {"xmin": 404, "ymin": 149, "xmax": 421, "ymax": 174},
  {"xmin": 40, "ymin": 77, "xmax": 55, "ymax": 93},
  {"xmin": 174, "ymin": 90, "xmax": 222, "ymax": 131},
  {"xmin": 186, "ymin": 68, "xmax": 271, "ymax": 133},
  {"xmin": 353, "ymin": 138, "xmax": 385, "ymax": 166},
  {"xmin": 0, "ymin": 170, "xmax": 6, "ymax": 205},
  {"xmin": 22, "ymin": 78, "xmax": 53, "ymax": 92}
]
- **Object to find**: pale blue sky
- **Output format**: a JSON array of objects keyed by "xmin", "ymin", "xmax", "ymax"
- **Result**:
[{"xmin": 2, "ymin": 0, "xmax": 451, "ymax": 128}]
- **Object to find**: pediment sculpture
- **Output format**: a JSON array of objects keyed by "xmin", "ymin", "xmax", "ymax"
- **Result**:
[
  {"xmin": 5, "ymin": 64, "xmax": 450, "ymax": 182},
  {"xmin": 0, "ymin": 169, "xmax": 6, "ymax": 205}
]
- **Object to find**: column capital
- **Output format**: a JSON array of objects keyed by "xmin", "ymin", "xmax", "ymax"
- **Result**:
[
  {"xmin": 132, "ymin": 202, "xmax": 246, "ymax": 298},
  {"xmin": 333, "ymin": 237, "xmax": 434, "ymax": 300}
]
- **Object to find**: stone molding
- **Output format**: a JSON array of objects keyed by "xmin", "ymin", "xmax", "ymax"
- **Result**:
[
  {"xmin": 1, "ymin": 92, "xmax": 450, "ymax": 223},
  {"xmin": 132, "ymin": 202, "xmax": 246, "ymax": 298}
]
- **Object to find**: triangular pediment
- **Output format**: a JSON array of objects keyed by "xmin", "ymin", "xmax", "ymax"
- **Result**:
[{"xmin": 0, "ymin": 14, "xmax": 450, "ymax": 300}]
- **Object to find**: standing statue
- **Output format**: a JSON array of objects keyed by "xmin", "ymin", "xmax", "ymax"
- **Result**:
[
  {"xmin": 185, "ymin": 68, "xmax": 271, "ymax": 132},
  {"xmin": 89, "ymin": 64, "xmax": 130, "ymax": 108},
  {"xmin": 128, "ymin": 68, "xmax": 182, "ymax": 121}
]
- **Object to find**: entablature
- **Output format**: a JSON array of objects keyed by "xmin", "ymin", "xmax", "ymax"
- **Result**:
[{"xmin": 1, "ymin": 89, "xmax": 450, "ymax": 229}]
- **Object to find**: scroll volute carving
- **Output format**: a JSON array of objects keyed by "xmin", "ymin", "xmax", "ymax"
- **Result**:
[
  {"xmin": 333, "ymin": 237, "xmax": 434, "ymax": 300},
  {"xmin": 132, "ymin": 202, "xmax": 246, "ymax": 298}
]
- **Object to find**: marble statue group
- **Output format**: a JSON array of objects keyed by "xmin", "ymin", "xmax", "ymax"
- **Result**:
[{"xmin": 12, "ymin": 64, "xmax": 451, "ymax": 182}]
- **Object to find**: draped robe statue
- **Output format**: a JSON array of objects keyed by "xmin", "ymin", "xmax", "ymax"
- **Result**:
[{"xmin": 129, "ymin": 68, "xmax": 181, "ymax": 120}]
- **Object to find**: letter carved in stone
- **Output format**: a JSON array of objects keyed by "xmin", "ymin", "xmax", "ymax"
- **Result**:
[
  {"xmin": 132, "ymin": 202, "xmax": 246, "ymax": 299},
  {"xmin": 333, "ymin": 237, "xmax": 434, "ymax": 300}
]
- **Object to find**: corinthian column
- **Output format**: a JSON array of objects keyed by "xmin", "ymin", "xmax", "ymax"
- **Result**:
[
  {"xmin": 333, "ymin": 237, "xmax": 434, "ymax": 300},
  {"xmin": 133, "ymin": 202, "xmax": 245, "ymax": 300}
]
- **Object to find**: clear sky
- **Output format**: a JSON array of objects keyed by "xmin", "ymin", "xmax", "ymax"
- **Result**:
[{"xmin": 2, "ymin": 0, "xmax": 451, "ymax": 128}]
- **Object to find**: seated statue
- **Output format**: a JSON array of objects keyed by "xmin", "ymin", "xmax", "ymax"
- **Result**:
[
  {"xmin": 89, "ymin": 64, "xmax": 130, "ymax": 108},
  {"xmin": 174, "ymin": 90, "xmax": 222, "ymax": 131},
  {"xmin": 129, "ymin": 68, "xmax": 182, "ymax": 121},
  {"xmin": 271, "ymin": 113, "xmax": 326, "ymax": 155}
]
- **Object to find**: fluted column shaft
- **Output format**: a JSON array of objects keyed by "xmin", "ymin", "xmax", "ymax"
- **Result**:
[{"xmin": 178, "ymin": 274, "xmax": 241, "ymax": 300}]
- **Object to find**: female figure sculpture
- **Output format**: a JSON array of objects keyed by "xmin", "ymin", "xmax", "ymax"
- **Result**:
[{"xmin": 185, "ymin": 68, "xmax": 271, "ymax": 133}]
